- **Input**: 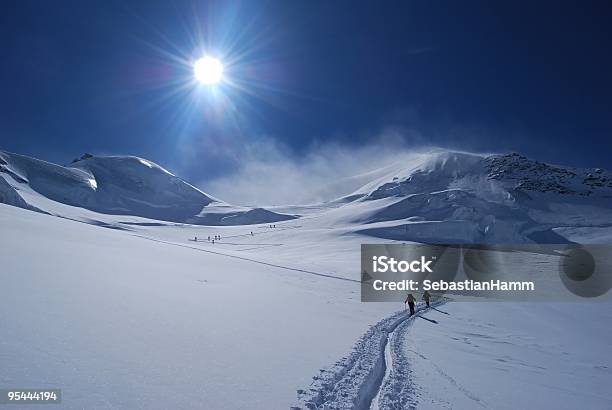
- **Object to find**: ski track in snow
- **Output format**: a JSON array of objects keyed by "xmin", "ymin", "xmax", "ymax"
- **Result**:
[
  {"xmin": 294, "ymin": 301, "xmax": 445, "ymax": 410},
  {"xmin": 401, "ymin": 348, "xmax": 487, "ymax": 409},
  {"xmin": 376, "ymin": 312, "xmax": 487, "ymax": 410},
  {"xmin": 369, "ymin": 327, "xmax": 394, "ymax": 410},
  {"xmin": 135, "ymin": 235, "xmax": 360, "ymax": 283}
]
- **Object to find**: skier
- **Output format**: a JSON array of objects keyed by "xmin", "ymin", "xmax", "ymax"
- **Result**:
[
  {"xmin": 195, "ymin": 236, "xmax": 198, "ymax": 241},
  {"xmin": 207, "ymin": 236, "xmax": 210, "ymax": 241},
  {"xmin": 422, "ymin": 290, "xmax": 431, "ymax": 307},
  {"xmin": 212, "ymin": 239, "xmax": 215, "ymax": 244},
  {"xmin": 405, "ymin": 293, "xmax": 416, "ymax": 316},
  {"xmin": 250, "ymin": 231, "xmax": 254, "ymax": 236}
]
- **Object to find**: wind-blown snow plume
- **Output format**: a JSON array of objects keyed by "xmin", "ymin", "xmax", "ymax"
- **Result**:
[{"xmin": 201, "ymin": 136, "xmax": 441, "ymax": 206}]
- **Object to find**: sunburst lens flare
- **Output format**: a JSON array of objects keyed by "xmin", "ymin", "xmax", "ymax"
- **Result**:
[{"xmin": 194, "ymin": 56, "xmax": 223, "ymax": 85}]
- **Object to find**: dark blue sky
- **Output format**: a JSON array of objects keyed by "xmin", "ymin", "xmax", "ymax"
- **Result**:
[{"xmin": 1, "ymin": 1, "xmax": 611, "ymax": 181}]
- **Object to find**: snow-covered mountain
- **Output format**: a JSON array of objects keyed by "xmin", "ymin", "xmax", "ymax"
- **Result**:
[
  {"xmin": 0, "ymin": 150, "xmax": 295, "ymax": 225},
  {"xmin": 2, "ymin": 148, "xmax": 611, "ymax": 409},
  {"xmin": 2, "ymin": 149, "xmax": 610, "ymax": 241},
  {"xmin": 333, "ymin": 151, "xmax": 612, "ymax": 244}
]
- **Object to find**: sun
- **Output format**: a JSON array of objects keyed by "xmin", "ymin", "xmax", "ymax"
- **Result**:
[{"xmin": 194, "ymin": 56, "xmax": 223, "ymax": 85}]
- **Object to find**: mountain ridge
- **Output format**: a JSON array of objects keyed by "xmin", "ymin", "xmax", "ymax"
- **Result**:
[
  {"xmin": 334, "ymin": 150, "xmax": 612, "ymax": 244},
  {"xmin": 2, "ymin": 148, "xmax": 611, "ymax": 242},
  {"xmin": 0, "ymin": 150, "xmax": 295, "ymax": 225}
]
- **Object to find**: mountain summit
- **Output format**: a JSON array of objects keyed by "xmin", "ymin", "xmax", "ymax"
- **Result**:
[
  {"xmin": 339, "ymin": 151, "xmax": 612, "ymax": 243},
  {"xmin": 0, "ymin": 150, "xmax": 294, "ymax": 225}
]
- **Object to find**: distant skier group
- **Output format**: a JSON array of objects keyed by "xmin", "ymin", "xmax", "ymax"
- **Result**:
[
  {"xmin": 190, "ymin": 225, "xmax": 276, "ymax": 245},
  {"xmin": 404, "ymin": 290, "xmax": 431, "ymax": 316},
  {"xmin": 193, "ymin": 234, "xmax": 223, "ymax": 244}
]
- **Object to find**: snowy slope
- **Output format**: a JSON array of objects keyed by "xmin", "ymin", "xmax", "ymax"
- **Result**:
[
  {"xmin": 0, "ymin": 150, "xmax": 295, "ymax": 225},
  {"xmin": 396, "ymin": 302, "xmax": 612, "ymax": 409},
  {"xmin": 0, "ymin": 203, "xmax": 393, "ymax": 409},
  {"xmin": 297, "ymin": 299, "xmax": 612, "ymax": 409},
  {"xmin": 1, "ymin": 148, "xmax": 612, "ymax": 409},
  {"xmin": 334, "ymin": 151, "xmax": 612, "ymax": 244}
]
